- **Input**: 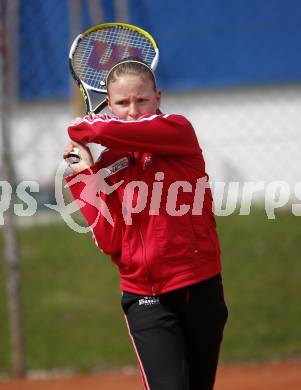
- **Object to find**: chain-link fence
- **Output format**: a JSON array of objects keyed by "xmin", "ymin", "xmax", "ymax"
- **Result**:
[
  {"xmin": 163, "ymin": 85, "xmax": 301, "ymax": 186},
  {"xmin": 1, "ymin": 0, "xmax": 301, "ymax": 379},
  {"xmin": 1, "ymin": 0, "xmax": 301, "ymax": 210}
]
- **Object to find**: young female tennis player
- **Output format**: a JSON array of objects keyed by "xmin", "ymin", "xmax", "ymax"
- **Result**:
[{"xmin": 64, "ymin": 58, "xmax": 228, "ymax": 390}]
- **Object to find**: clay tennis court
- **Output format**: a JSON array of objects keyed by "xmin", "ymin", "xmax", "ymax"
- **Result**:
[{"xmin": 1, "ymin": 361, "xmax": 300, "ymax": 390}]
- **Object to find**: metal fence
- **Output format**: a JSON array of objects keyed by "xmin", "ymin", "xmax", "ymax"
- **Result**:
[
  {"xmin": 1, "ymin": 0, "xmax": 301, "ymax": 204},
  {"xmin": 1, "ymin": 0, "xmax": 300, "ymax": 378}
]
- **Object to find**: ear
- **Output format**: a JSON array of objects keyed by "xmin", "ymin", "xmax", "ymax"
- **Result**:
[
  {"xmin": 156, "ymin": 90, "xmax": 161, "ymax": 107},
  {"xmin": 106, "ymin": 95, "xmax": 111, "ymax": 112}
]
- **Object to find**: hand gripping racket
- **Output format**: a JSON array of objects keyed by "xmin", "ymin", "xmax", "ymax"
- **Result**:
[{"xmin": 67, "ymin": 22, "xmax": 159, "ymax": 163}]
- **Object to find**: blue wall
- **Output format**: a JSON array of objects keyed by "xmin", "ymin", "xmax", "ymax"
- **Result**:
[{"xmin": 18, "ymin": 0, "xmax": 301, "ymax": 99}]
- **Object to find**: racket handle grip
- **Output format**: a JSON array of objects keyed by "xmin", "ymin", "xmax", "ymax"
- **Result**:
[{"xmin": 66, "ymin": 147, "xmax": 81, "ymax": 164}]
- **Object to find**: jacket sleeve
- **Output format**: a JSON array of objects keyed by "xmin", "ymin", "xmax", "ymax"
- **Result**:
[
  {"xmin": 68, "ymin": 113, "xmax": 201, "ymax": 155},
  {"xmin": 65, "ymin": 163, "xmax": 125, "ymax": 256}
]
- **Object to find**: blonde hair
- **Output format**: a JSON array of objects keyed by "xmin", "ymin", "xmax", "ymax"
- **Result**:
[{"xmin": 106, "ymin": 57, "xmax": 157, "ymax": 92}]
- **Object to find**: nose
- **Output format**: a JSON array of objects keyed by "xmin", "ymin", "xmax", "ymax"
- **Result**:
[{"xmin": 128, "ymin": 102, "xmax": 140, "ymax": 120}]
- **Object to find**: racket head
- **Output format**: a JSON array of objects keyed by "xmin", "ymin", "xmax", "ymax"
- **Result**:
[{"xmin": 69, "ymin": 22, "xmax": 159, "ymax": 113}]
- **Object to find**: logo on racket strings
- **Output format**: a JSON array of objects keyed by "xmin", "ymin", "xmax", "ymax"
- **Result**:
[{"xmin": 88, "ymin": 41, "xmax": 144, "ymax": 71}]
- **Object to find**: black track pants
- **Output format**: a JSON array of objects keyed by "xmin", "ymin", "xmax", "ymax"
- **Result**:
[{"xmin": 121, "ymin": 274, "xmax": 228, "ymax": 390}]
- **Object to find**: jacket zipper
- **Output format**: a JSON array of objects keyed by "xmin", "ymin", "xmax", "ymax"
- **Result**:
[{"xmin": 138, "ymin": 227, "xmax": 156, "ymax": 296}]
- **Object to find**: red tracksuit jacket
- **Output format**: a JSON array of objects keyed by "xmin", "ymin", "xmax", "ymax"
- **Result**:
[{"xmin": 66, "ymin": 113, "xmax": 221, "ymax": 295}]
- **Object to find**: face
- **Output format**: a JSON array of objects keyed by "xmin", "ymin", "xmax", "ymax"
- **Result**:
[{"xmin": 106, "ymin": 74, "xmax": 161, "ymax": 121}]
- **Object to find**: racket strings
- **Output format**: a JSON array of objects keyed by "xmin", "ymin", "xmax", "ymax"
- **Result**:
[{"xmin": 72, "ymin": 26, "xmax": 156, "ymax": 91}]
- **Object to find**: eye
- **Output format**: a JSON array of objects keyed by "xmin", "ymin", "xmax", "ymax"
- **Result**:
[{"xmin": 116, "ymin": 100, "xmax": 128, "ymax": 106}]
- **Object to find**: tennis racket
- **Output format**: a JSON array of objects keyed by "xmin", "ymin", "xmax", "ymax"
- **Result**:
[{"xmin": 67, "ymin": 22, "xmax": 159, "ymax": 163}]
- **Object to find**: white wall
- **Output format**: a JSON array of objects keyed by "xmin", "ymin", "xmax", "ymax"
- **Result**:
[
  {"xmin": 6, "ymin": 84, "xmax": 301, "ymax": 191},
  {"xmin": 162, "ymin": 85, "xmax": 301, "ymax": 186}
]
